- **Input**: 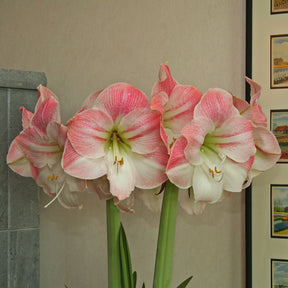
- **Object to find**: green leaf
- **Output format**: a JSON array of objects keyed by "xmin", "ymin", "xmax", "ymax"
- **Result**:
[
  {"xmin": 142, "ymin": 283, "xmax": 145, "ymax": 288},
  {"xmin": 133, "ymin": 271, "xmax": 137, "ymax": 287},
  {"xmin": 176, "ymin": 276, "xmax": 193, "ymax": 288},
  {"xmin": 119, "ymin": 223, "xmax": 134, "ymax": 288}
]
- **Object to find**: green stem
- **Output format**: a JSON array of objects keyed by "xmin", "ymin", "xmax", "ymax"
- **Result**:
[
  {"xmin": 106, "ymin": 198, "xmax": 121, "ymax": 288},
  {"xmin": 153, "ymin": 180, "xmax": 179, "ymax": 288}
]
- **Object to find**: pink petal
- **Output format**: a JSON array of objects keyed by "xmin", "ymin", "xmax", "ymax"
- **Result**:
[
  {"xmin": 120, "ymin": 108, "xmax": 164, "ymax": 154},
  {"xmin": 7, "ymin": 140, "xmax": 34, "ymax": 177},
  {"xmin": 232, "ymin": 96, "xmax": 249, "ymax": 114},
  {"xmin": 152, "ymin": 64, "xmax": 178, "ymax": 97},
  {"xmin": 164, "ymin": 85, "xmax": 202, "ymax": 134},
  {"xmin": 62, "ymin": 138, "xmax": 107, "ymax": 179},
  {"xmin": 194, "ymin": 88, "xmax": 239, "ymax": 126},
  {"xmin": 252, "ymin": 126, "xmax": 281, "ymax": 171},
  {"xmin": 46, "ymin": 122, "xmax": 68, "ymax": 149},
  {"xmin": 20, "ymin": 107, "xmax": 33, "ymax": 129},
  {"xmin": 132, "ymin": 144, "xmax": 168, "ymax": 189},
  {"xmin": 15, "ymin": 127, "xmax": 61, "ymax": 168},
  {"xmin": 182, "ymin": 118, "xmax": 214, "ymax": 165},
  {"xmin": 31, "ymin": 94, "xmax": 61, "ymax": 134},
  {"xmin": 67, "ymin": 109, "xmax": 112, "ymax": 158},
  {"xmin": 93, "ymin": 83, "xmax": 150, "ymax": 122},
  {"xmin": 167, "ymin": 136, "xmax": 194, "ymax": 188},
  {"xmin": 210, "ymin": 116, "xmax": 256, "ymax": 163},
  {"xmin": 151, "ymin": 92, "xmax": 169, "ymax": 150},
  {"xmin": 80, "ymin": 89, "xmax": 104, "ymax": 110}
]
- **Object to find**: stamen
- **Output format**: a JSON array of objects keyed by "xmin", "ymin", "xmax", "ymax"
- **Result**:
[
  {"xmin": 44, "ymin": 183, "xmax": 65, "ymax": 208},
  {"xmin": 169, "ymin": 137, "xmax": 177, "ymax": 149},
  {"xmin": 208, "ymin": 166, "xmax": 223, "ymax": 182}
]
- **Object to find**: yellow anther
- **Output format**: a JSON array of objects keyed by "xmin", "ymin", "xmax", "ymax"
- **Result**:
[
  {"xmin": 215, "ymin": 167, "xmax": 222, "ymax": 174},
  {"xmin": 55, "ymin": 176, "xmax": 58, "ymax": 180},
  {"xmin": 169, "ymin": 137, "xmax": 177, "ymax": 149},
  {"xmin": 209, "ymin": 168, "xmax": 215, "ymax": 178},
  {"xmin": 51, "ymin": 174, "xmax": 55, "ymax": 181},
  {"xmin": 47, "ymin": 175, "xmax": 51, "ymax": 180}
]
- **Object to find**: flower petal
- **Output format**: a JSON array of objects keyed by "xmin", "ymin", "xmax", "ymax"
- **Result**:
[
  {"xmin": 163, "ymin": 85, "xmax": 202, "ymax": 135},
  {"xmin": 67, "ymin": 109, "xmax": 113, "ymax": 158},
  {"xmin": 131, "ymin": 145, "xmax": 168, "ymax": 189},
  {"xmin": 15, "ymin": 127, "xmax": 61, "ymax": 168},
  {"xmin": 167, "ymin": 136, "xmax": 194, "ymax": 188},
  {"xmin": 20, "ymin": 107, "xmax": 33, "ymax": 129},
  {"xmin": 94, "ymin": 83, "xmax": 150, "ymax": 122},
  {"xmin": 106, "ymin": 150, "xmax": 135, "ymax": 200},
  {"xmin": 194, "ymin": 88, "xmax": 238, "ymax": 125},
  {"xmin": 7, "ymin": 140, "xmax": 34, "ymax": 177},
  {"xmin": 62, "ymin": 139, "xmax": 107, "ymax": 179},
  {"xmin": 193, "ymin": 165, "xmax": 223, "ymax": 203},
  {"xmin": 120, "ymin": 108, "xmax": 163, "ymax": 154},
  {"xmin": 152, "ymin": 64, "xmax": 178, "ymax": 97},
  {"xmin": 178, "ymin": 188, "xmax": 206, "ymax": 215}
]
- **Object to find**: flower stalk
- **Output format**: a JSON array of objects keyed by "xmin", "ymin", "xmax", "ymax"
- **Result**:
[
  {"xmin": 153, "ymin": 180, "xmax": 179, "ymax": 288},
  {"xmin": 106, "ymin": 198, "xmax": 121, "ymax": 288}
]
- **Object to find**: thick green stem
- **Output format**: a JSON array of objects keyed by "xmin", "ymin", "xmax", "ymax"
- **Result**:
[
  {"xmin": 106, "ymin": 199, "xmax": 121, "ymax": 288},
  {"xmin": 153, "ymin": 180, "xmax": 179, "ymax": 288}
]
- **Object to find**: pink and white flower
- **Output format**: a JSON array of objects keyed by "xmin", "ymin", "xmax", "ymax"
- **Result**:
[
  {"xmin": 167, "ymin": 87, "xmax": 256, "ymax": 205},
  {"xmin": 6, "ymin": 85, "xmax": 86, "ymax": 208},
  {"xmin": 233, "ymin": 78, "xmax": 281, "ymax": 183},
  {"xmin": 151, "ymin": 64, "xmax": 203, "ymax": 151},
  {"xmin": 62, "ymin": 83, "xmax": 169, "ymax": 201}
]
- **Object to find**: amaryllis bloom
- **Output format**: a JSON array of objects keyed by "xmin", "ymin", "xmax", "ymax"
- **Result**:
[
  {"xmin": 167, "ymin": 87, "xmax": 256, "ymax": 204},
  {"xmin": 151, "ymin": 64, "xmax": 203, "ymax": 151},
  {"xmin": 233, "ymin": 78, "xmax": 281, "ymax": 182},
  {"xmin": 6, "ymin": 85, "xmax": 86, "ymax": 208},
  {"xmin": 62, "ymin": 83, "xmax": 169, "ymax": 201}
]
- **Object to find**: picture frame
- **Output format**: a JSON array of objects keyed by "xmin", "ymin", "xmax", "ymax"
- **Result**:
[
  {"xmin": 271, "ymin": 34, "xmax": 288, "ymax": 89},
  {"xmin": 271, "ymin": 259, "xmax": 288, "ymax": 287},
  {"xmin": 270, "ymin": 109, "xmax": 288, "ymax": 163},
  {"xmin": 271, "ymin": 185, "xmax": 288, "ymax": 238},
  {"xmin": 271, "ymin": 0, "xmax": 288, "ymax": 14}
]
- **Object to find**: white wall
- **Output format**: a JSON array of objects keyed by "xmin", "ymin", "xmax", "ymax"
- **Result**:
[{"xmin": 0, "ymin": 1, "xmax": 246, "ymax": 287}]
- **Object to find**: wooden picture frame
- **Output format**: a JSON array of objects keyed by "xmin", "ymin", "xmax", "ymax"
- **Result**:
[
  {"xmin": 271, "ymin": 35, "xmax": 288, "ymax": 89},
  {"xmin": 271, "ymin": 185, "xmax": 288, "ymax": 238},
  {"xmin": 271, "ymin": 0, "xmax": 288, "ymax": 14},
  {"xmin": 271, "ymin": 109, "xmax": 288, "ymax": 163}
]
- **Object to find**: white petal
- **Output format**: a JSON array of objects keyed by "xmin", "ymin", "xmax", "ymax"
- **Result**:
[{"xmin": 193, "ymin": 165, "xmax": 223, "ymax": 203}]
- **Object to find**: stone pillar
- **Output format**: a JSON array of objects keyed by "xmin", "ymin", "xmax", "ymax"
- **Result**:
[{"xmin": 0, "ymin": 69, "xmax": 47, "ymax": 288}]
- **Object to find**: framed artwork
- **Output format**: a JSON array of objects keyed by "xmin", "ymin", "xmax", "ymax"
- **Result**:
[
  {"xmin": 271, "ymin": 185, "xmax": 288, "ymax": 238},
  {"xmin": 271, "ymin": 0, "xmax": 288, "ymax": 14},
  {"xmin": 271, "ymin": 35, "xmax": 288, "ymax": 89},
  {"xmin": 270, "ymin": 109, "xmax": 288, "ymax": 163},
  {"xmin": 271, "ymin": 259, "xmax": 288, "ymax": 287}
]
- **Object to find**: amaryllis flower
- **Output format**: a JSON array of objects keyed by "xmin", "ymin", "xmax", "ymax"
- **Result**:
[
  {"xmin": 233, "ymin": 78, "xmax": 281, "ymax": 182},
  {"xmin": 166, "ymin": 88, "xmax": 256, "ymax": 204},
  {"xmin": 151, "ymin": 64, "xmax": 203, "ymax": 151},
  {"xmin": 6, "ymin": 85, "xmax": 86, "ymax": 208},
  {"xmin": 62, "ymin": 83, "xmax": 169, "ymax": 201}
]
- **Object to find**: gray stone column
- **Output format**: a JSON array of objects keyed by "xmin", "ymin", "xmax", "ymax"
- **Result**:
[{"xmin": 0, "ymin": 69, "xmax": 47, "ymax": 288}]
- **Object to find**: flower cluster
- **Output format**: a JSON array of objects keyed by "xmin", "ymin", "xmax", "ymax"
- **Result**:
[{"xmin": 7, "ymin": 64, "xmax": 281, "ymax": 214}]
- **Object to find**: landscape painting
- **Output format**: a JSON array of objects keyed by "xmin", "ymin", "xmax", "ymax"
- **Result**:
[
  {"xmin": 271, "ymin": 0, "xmax": 288, "ymax": 14},
  {"xmin": 271, "ymin": 110, "xmax": 288, "ymax": 163},
  {"xmin": 271, "ymin": 259, "xmax": 288, "ymax": 288},
  {"xmin": 271, "ymin": 185, "xmax": 288, "ymax": 238},
  {"xmin": 271, "ymin": 35, "xmax": 288, "ymax": 88}
]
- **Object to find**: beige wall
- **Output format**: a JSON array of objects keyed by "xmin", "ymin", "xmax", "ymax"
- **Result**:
[{"xmin": 0, "ymin": 1, "xmax": 246, "ymax": 287}]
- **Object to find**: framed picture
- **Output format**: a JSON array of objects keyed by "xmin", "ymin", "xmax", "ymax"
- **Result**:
[
  {"xmin": 271, "ymin": 0, "xmax": 288, "ymax": 14},
  {"xmin": 270, "ymin": 109, "xmax": 288, "ymax": 163},
  {"xmin": 271, "ymin": 35, "xmax": 288, "ymax": 89},
  {"xmin": 271, "ymin": 259, "xmax": 288, "ymax": 287},
  {"xmin": 271, "ymin": 185, "xmax": 288, "ymax": 238}
]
